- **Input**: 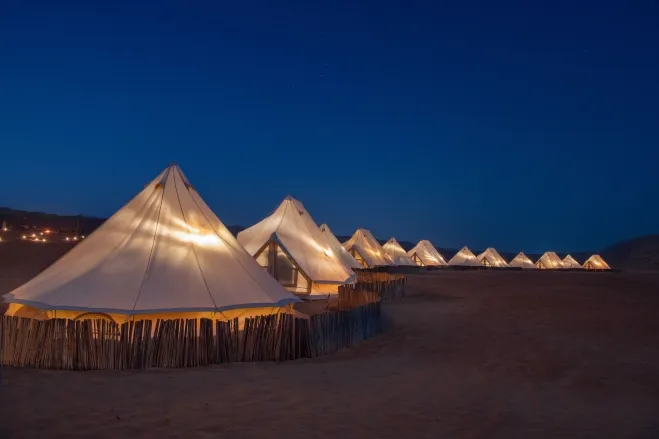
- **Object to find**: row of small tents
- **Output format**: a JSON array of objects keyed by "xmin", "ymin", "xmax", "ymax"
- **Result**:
[{"xmin": 3, "ymin": 164, "xmax": 610, "ymax": 325}]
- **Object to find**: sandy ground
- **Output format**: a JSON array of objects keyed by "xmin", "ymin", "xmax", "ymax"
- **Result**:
[{"xmin": 2, "ymin": 270, "xmax": 659, "ymax": 438}]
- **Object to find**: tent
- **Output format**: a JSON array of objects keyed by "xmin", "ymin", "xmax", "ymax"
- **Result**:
[
  {"xmin": 3, "ymin": 165, "xmax": 300, "ymax": 324},
  {"xmin": 383, "ymin": 238, "xmax": 416, "ymax": 266},
  {"xmin": 407, "ymin": 240, "xmax": 447, "ymax": 267},
  {"xmin": 536, "ymin": 252, "xmax": 565, "ymax": 269},
  {"xmin": 508, "ymin": 252, "xmax": 537, "ymax": 269},
  {"xmin": 562, "ymin": 254, "xmax": 584, "ymax": 269},
  {"xmin": 319, "ymin": 224, "xmax": 362, "ymax": 270},
  {"xmin": 343, "ymin": 229, "xmax": 394, "ymax": 268},
  {"xmin": 448, "ymin": 246, "xmax": 482, "ymax": 267},
  {"xmin": 477, "ymin": 248, "xmax": 509, "ymax": 267},
  {"xmin": 583, "ymin": 254, "xmax": 611, "ymax": 270},
  {"xmin": 237, "ymin": 197, "xmax": 356, "ymax": 298}
]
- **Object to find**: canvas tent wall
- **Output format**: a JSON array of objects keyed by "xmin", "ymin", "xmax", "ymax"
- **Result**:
[
  {"xmin": 407, "ymin": 240, "xmax": 447, "ymax": 267},
  {"xmin": 237, "ymin": 197, "xmax": 356, "ymax": 298},
  {"xmin": 583, "ymin": 254, "xmax": 611, "ymax": 270},
  {"xmin": 342, "ymin": 229, "xmax": 394, "ymax": 268},
  {"xmin": 448, "ymin": 246, "xmax": 482, "ymax": 267},
  {"xmin": 562, "ymin": 254, "xmax": 584, "ymax": 269},
  {"xmin": 3, "ymin": 165, "xmax": 300, "ymax": 324},
  {"xmin": 536, "ymin": 252, "xmax": 565, "ymax": 269},
  {"xmin": 383, "ymin": 238, "xmax": 415, "ymax": 266},
  {"xmin": 319, "ymin": 224, "xmax": 362, "ymax": 270},
  {"xmin": 477, "ymin": 248, "xmax": 509, "ymax": 267},
  {"xmin": 508, "ymin": 252, "xmax": 537, "ymax": 269}
]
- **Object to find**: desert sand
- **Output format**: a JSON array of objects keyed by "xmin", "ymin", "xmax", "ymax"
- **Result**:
[{"xmin": 2, "ymin": 268, "xmax": 659, "ymax": 438}]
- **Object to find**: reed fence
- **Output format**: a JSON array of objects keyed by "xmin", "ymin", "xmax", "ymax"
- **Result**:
[{"xmin": 354, "ymin": 271, "xmax": 406, "ymax": 301}]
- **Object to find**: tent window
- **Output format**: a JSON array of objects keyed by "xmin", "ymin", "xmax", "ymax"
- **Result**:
[
  {"xmin": 351, "ymin": 249, "xmax": 368, "ymax": 268},
  {"xmin": 255, "ymin": 245, "xmax": 271, "ymax": 269},
  {"xmin": 275, "ymin": 246, "xmax": 298, "ymax": 287}
]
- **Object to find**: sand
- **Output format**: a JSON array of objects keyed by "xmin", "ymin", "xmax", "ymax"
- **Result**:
[{"xmin": 2, "ymin": 270, "xmax": 659, "ymax": 438}]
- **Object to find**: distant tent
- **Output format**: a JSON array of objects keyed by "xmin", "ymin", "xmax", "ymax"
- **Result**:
[
  {"xmin": 343, "ymin": 229, "xmax": 394, "ymax": 268},
  {"xmin": 319, "ymin": 224, "xmax": 362, "ymax": 270},
  {"xmin": 477, "ymin": 248, "xmax": 509, "ymax": 267},
  {"xmin": 407, "ymin": 240, "xmax": 447, "ymax": 267},
  {"xmin": 583, "ymin": 254, "xmax": 611, "ymax": 270},
  {"xmin": 562, "ymin": 254, "xmax": 584, "ymax": 269},
  {"xmin": 508, "ymin": 252, "xmax": 537, "ymax": 269},
  {"xmin": 3, "ymin": 165, "xmax": 300, "ymax": 324},
  {"xmin": 237, "ymin": 197, "xmax": 356, "ymax": 298},
  {"xmin": 383, "ymin": 238, "xmax": 416, "ymax": 266},
  {"xmin": 448, "ymin": 246, "xmax": 482, "ymax": 267},
  {"xmin": 536, "ymin": 252, "xmax": 565, "ymax": 269}
]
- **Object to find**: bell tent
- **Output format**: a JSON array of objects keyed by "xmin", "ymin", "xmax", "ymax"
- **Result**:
[
  {"xmin": 448, "ymin": 246, "xmax": 482, "ymax": 267},
  {"xmin": 319, "ymin": 224, "xmax": 362, "ymax": 270},
  {"xmin": 477, "ymin": 248, "xmax": 509, "ymax": 267},
  {"xmin": 583, "ymin": 254, "xmax": 611, "ymax": 270},
  {"xmin": 508, "ymin": 252, "xmax": 537, "ymax": 269},
  {"xmin": 342, "ymin": 229, "xmax": 394, "ymax": 268},
  {"xmin": 382, "ymin": 238, "xmax": 415, "ymax": 266},
  {"xmin": 407, "ymin": 240, "xmax": 447, "ymax": 267},
  {"xmin": 536, "ymin": 252, "xmax": 565, "ymax": 269},
  {"xmin": 562, "ymin": 254, "xmax": 584, "ymax": 269}
]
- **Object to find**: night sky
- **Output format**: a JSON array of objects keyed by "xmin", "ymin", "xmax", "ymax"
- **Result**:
[{"xmin": 1, "ymin": 0, "xmax": 658, "ymax": 253}]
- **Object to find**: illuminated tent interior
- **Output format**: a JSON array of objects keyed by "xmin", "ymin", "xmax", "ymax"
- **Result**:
[
  {"xmin": 342, "ymin": 229, "xmax": 394, "ymax": 268},
  {"xmin": 3, "ymin": 165, "xmax": 301, "ymax": 324},
  {"xmin": 477, "ymin": 248, "xmax": 509, "ymax": 267},
  {"xmin": 319, "ymin": 224, "xmax": 362, "ymax": 270},
  {"xmin": 535, "ymin": 252, "xmax": 565, "ymax": 269},
  {"xmin": 583, "ymin": 254, "xmax": 611, "ymax": 270},
  {"xmin": 562, "ymin": 254, "xmax": 584, "ymax": 269},
  {"xmin": 407, "ymin": 240, "xmax": 447, "ymax": 267},
  {"xmin": 382, "ymin": 238, "xmax": 415, "ymax": 266},
  {"xmin": 508, "ymin": 252, "xmax": 537, "ymax": 269},
  {"xmin": 448, "ymin": 246, "xmax": 482, "ymax": 267},
  {"xmin": 237, "ymin": 197, "xmax": 356, "ymax": 298}
]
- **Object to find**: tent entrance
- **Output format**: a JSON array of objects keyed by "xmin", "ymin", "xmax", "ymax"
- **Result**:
[
  {"xmin": 411, "ymin": 253, "xmax": 424, "ymax": 266},
  {"xmin": 536, "ymin": 260, "xmax": 546, "ymax": 269},
  {"xmin": 349, "ymin": 248, "xmax": 368, "ymax": 268},
  {"xmin": 482, "ymin": 258, "xmax": 491, "ymax": 267},
  {"xmin": 255, "ymin": 241, "xmax": 312, "ymax": 294}
]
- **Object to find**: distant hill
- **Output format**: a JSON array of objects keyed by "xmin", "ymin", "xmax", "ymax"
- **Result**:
[
  {"xmin": 601, "ymin": 235, "xmax": 659, "ymax": 271},
  {"xmin": 0, "ymin": 207, "xmax": 105, "ymax": 234}
]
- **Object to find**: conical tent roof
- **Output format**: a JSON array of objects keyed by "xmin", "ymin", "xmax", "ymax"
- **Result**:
[
  {"xmin": 583, "ymin": 254, "xmax": 611, "ymax": 270},
  {"xmin": 319, "ymin": 224, "xmax": 362, "ymax": 270},
  {"xmin": 448, "ymin": 246, "xmax": 481, "ymax": 266},
  {"xmin": 343, "ymin": 229, "xmax": 394, "ymax": 267},
  {"xmin": 509, "ymin": 252, "xmax": 537, "ymax": 269},
  {"xmin": 237, "ymin": 197, "xmax": 356, "ymax": 294},
  {"xmin": 477, "ymin": 248, "xmax": 509, "ymax": 267},
  {"xmin": 383, "ymin": 238, "xmax": 415, "ymax": 266},
  {"xmin": 536, "ymin": 252, "xmax": 565, "ymax": 269},
  {"xmin": 407, "ymin": 240, "xmax": 447, "ymax": 266},
  {"xmin": 3, "ymin": 165, "xmax": 300, "ymax": 315},
  {"xmin": 562, "ymin": 254, "xmax": 583, "ymax": 269}
]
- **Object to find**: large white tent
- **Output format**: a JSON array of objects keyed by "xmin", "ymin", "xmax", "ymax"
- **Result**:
[
  {"xmin": 536, "ymin": 252, "xmax": 565, "ymax": 269},
  {"xmin": 562, "ymin": 254, "xmax": 584, "ymax": 269},
  {"xmin": 508, "ymin": 252, "xmax": 537, "ymax": 269},
  {"xmin": 477, "ymin": 248, "xmax": 509, "ymax": 267},
  {"xmin": 382, "ymin": 238, "xmax": 415, "ymax": 266},
  {"xmin": 448, "ymin": 246, "xmax": 482, "ymax": 267},
  {"xmin": 407, "ymin": 240, "xmax": 447, "ymax": 267},
  {"xmin": 319, "ymin": 224, "xmax": 362, "ymax": 270},
  {"xmin": 3, "ymin": 165, "xmax": 300, "ymax": 323},
  {"xmin": 237, "ymin": 197, "xmax": 356, "ymax": 297},
  {"xmin": 583, "ymin": 254, "xmax": 611, "ymax": 270},
  {"xmin": 343, "ymin": 229, "xmax": 394, "ymax": 268}
]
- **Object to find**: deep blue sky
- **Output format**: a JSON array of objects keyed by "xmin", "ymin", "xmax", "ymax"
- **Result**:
[{"xmin": 1, "ymin": 0, "xmax": 658, "ymax": 253}]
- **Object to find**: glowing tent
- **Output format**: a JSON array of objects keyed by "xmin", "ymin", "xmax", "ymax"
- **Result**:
[
  {"xmin": 237, "ymin": 197, "xmax": 356, "ymax": 298},
  {"xmin": 477, "ymin": 248, "xmax": 509, "ymax": 267},
  {"xmin": 536, "ymin": 252, "xmax": 565, "ymax": 269},
  {"xmin": 319, "ymin": 224, "xmax": 362, "ymax": 270},
  {"xmin": 448, "ymin": 246, "xmax": 482, "ymax": 267},
  {"xmin": 383, "ymin": 238, "xmax": 415, "ymax": 266},
  {"xmin": 508, "ymin": 252, "xmax": 537, "ymax": 269},
  {"xmin": 343, "ymin": 229, "xmax": 394, "ymax": 268},
  {"xmin": 407, "ymin": 240, "xmax": 447, "ymax": 267},
  {"xmin": 562, "ymin": 254, "xmax": 584, "ymax": 269},
  {"xmin": 583, "ymin": 254, "xmax": 611, "ymax": 270},
  {"xmin": 3, "ymin": 165, "xmax": 300, "ymax": 323}
]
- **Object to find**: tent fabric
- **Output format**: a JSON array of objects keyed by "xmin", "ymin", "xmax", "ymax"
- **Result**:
[
  {"xmin": 477, "ymin": 248, "xmax": 509, "ymax": 267},
  {"xmin": 3, "ymin": 165, "xmax": 300, "ymax": 318},
  {"xmin": 237, "ymin": 197, "xmax": 356, "ymax": 295},
  {"xmin": 343, "ymin": 229, "xmax": 394, "ymax": 268},
  {"xmin": 407, "ymin": 240, "xmax": 447, "ymax": 266},
  {"xmin": 508, "ymin": 252, "xmax": 537, "ymax": 269},
  {"xmin": 562, "ymin": 254, "xmax": 584, "ymax": 269},
  {"xmin": 319, "ymin": 224, "xmax": 362, "ymax": 270},
  {"xmin": 448, "ymin": 246, "xmax": 482, "ymax": 266},
  {"xmin": 583, "ymin": 254, "xmax": 611, "ymax": 270},
  {"xmin": 383, "ymin": 238, "xmax": 416, "ymax": 266},
  {"xmin": 536, "ymin": 252, "xmax": 565, "ymax": 269}
]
